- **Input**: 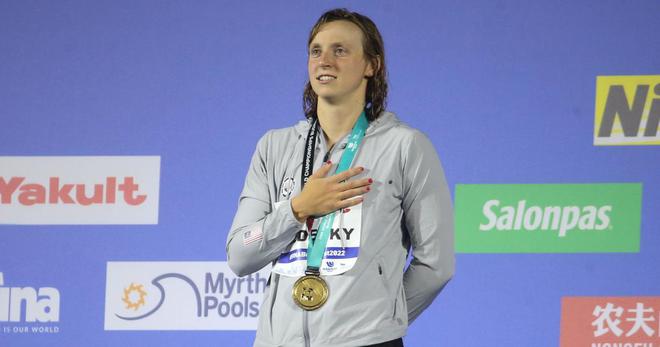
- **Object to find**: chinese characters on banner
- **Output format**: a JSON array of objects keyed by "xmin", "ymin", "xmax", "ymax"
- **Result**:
[{"xmin": 561, "ymin": 297, "xmax": 660, "ymax": 347}]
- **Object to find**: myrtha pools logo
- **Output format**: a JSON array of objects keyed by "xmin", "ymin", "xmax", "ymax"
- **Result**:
[
  {"xmin": 0, "ymin": 272, "xmax": 60, "ymax": 334},
  {"xmin": 104, "ymin": 262, "xmax": 269, "ymax": 330}
]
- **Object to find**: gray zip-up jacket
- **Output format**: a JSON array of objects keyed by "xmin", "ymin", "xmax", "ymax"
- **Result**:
[{"xmin": 227, "ymin": 112, "xmax": 454, "ymax": 347}]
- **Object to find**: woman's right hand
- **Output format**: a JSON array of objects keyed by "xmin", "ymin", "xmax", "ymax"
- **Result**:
[{"xmin": 291, "ymin": 161, "xmax": 372, "ymax": 223}]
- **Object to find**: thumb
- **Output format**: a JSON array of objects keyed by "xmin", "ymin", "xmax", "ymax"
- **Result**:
[{"xmin": 310, "ymin": 161, "xmax": 333, "ymax": 179}]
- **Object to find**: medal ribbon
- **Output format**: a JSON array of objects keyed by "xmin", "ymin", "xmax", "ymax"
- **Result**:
[{"xmin": 301, "ymin": 111, "xmax": 368, "ymax": 273}]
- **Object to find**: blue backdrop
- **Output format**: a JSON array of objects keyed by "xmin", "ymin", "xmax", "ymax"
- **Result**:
[{"xmin": 1, "ymin": 1, "xmax": 659, "ymax": 346}]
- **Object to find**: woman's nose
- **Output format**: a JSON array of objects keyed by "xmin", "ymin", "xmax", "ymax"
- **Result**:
[{"xmin": 318, "ymin": 50, "xmax": 334, "ymax": 67}]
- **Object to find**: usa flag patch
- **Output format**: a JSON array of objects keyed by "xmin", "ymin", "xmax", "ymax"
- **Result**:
[{"xmin": 243, "ymin": 225, "xmax": 263, "ymax": 245}]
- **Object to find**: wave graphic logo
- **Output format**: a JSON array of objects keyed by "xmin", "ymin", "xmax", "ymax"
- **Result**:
[
  {"xmin": 104, "ymin": 262, "xmax": 269, "ymax": 330},
  {"xmin": 115, "ymin": 274, "xmax": 202, "ymax": 321}
]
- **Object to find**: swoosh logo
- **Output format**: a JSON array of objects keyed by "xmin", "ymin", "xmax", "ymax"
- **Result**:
[{"xmin": 115, "ymin": 273, "xmax": 202, "ymax": 321}]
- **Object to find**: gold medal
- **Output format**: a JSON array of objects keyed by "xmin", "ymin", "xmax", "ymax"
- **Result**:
[{"xmin": 292, "ymin": 275, "xmax": 329, "ymax": 311}]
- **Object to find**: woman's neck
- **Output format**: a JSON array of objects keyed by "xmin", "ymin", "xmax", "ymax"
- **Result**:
[{"xmin": 316, "ymin": 99, "xmax": 365, "ymax": 149}]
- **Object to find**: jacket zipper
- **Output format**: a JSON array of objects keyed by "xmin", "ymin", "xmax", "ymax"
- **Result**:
[
  {"xmin": 323, "ymin": 144, "xmax": 334, "ymax": 162},
  {"xmin": 303, "ymin": 310, "xmax": 310, "ymax": 347},
  {"xmin": 302, "ymin": 141, "xmax": 335, "ymax": 347}
]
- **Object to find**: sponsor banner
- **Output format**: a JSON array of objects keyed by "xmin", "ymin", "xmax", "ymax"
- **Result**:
[
  {"xmin": 104, "ymin": 262, "xmax": 269, "ymax": 330},
  {"xmin": 594, "ymin": 75, "xmax": 660, "ymax": 146},
  {"xmin": 560, "ymin": 297, "xmax": 660, "ymax": 347},
  {"xmin": 0, "ymin": 272, "xmax": 60, "ymax": 335},
  {"xmin": 0, "ymin": 156, "xmax": 160, "ymax": 225},
  {"xmin": 455, "ymin": 183, "xmax": 641, "ymax": 253}
]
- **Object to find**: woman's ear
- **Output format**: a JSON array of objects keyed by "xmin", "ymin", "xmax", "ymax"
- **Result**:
[{"xmin": 366, "ymin": 55, "xmax": 380, "ymax": 78}]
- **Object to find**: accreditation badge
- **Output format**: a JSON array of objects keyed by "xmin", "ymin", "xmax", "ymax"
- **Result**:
[{"xmin": 272, "ymin": 201, "xmax": 362, "ymax": 277}]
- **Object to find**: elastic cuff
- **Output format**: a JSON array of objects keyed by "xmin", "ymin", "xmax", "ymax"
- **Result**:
[{"xmin": 285, "ymin": 199, "xmax": 304, "ymax": 228}]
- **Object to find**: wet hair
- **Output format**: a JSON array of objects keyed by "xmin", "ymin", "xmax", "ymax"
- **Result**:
[{"xmin": 303, "ymin": 8, "xmax": 388, "ymax": 122}]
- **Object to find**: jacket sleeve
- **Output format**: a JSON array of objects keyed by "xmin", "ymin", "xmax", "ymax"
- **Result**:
[
  {"xmin": 401, "ymin": 130, "xmax": 455, "ymax": 324},
  {"xmin": 226, "ymin": 131, "xmax": 304, "ymax": 277}
]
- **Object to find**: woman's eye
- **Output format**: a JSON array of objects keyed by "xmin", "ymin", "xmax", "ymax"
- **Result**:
[
  {"xmin": 335, "ymin": 48, "xmax": 346, "ymax": 56},
  {"xmin": 310, "ymin": 48, "xmax": 321, "ymax": 57}
]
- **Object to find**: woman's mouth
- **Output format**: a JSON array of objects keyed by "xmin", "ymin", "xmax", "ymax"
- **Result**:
[{"xmin": 317, "ymin": 75, "xmax": 337, "ymax": 83}]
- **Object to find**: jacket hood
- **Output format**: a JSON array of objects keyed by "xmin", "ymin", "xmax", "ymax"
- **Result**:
[{"xmin": 293, "ymin": 111, "xmax": 400, "ymax": 138}]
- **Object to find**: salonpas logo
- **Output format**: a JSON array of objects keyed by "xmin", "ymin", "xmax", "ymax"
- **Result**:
[
  {"xmin": 455, "ymin": 183, "xmax": 641, "ymax": 253},
  {"xmin": 480, "ymin": 200, "xmax": 611, "ymax": 237}
]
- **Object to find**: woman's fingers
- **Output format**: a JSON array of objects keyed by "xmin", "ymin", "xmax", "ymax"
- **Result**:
[
  {"xmin": 336, "ymin": 196, "xmax": 364, "ymax": 210},
  {"xmin": 332, "ymin": 166, "xmax": 364, "ymax": 183},
  {"xmin": 338, "ymin": 185, "xmax": 371, "ymax": 201},
  {"xmin": 310, "ymin": 161, "xmax": 333, "ymax": 179},
  {"xmin": 341, "ymin": 178, "xmax": 372, "ymax": 190}
]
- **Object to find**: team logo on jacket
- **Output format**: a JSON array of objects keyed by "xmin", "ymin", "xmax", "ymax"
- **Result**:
[{"xmin": 280, "ymin": 177, "xmax": 295, "ymax": 199}]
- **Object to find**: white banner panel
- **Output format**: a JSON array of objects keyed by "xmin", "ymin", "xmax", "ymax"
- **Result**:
[
  {"xmin": 104, "ymin": 262, "xmax": 269, "ymax": 331},
  {"xmin": 0, "ymin": 156, "xmax": 160, "ymax": 224}
]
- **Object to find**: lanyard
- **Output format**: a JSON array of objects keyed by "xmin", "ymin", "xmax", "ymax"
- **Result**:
[{"xmin": 300, "ymin": 111, "xmax": 369, "ymax": 273}]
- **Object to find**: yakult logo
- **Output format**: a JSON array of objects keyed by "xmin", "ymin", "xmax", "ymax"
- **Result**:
[
  {"xmin": 0, "ymin": 177, "xmax": 146, "ymax": 206},
  {"xmin": 105, "ymin": 262, "xmax": 269, "ymax": 330},
  {"xmin": 0, "ymin": 272, "xmax": 60, "ymax": 335},
  {"xmin": 561, "ymin": 297, "xmax": 660, "ymax": 347},
  {"xmin": 0, "ymin": 156, "xmax": 160, "ymax": 224}
]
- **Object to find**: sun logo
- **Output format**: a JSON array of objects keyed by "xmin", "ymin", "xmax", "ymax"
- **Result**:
[{"xmin": 122, "ymin": 283, "xmax": 147, "ymax": 311}]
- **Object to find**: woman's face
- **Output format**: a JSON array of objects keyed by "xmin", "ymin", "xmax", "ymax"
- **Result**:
[{"xmin": 308, "ymin": 20, "xmax": 374, "ymax": 106}]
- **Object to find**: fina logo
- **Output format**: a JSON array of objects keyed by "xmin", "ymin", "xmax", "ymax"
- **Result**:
[
  {"xmin": 0, "ymin": 272, "xmax": 60, "ymax": 334},
  {"xmin": 104, "ymin": 262, "xmax": 270, "ymax": 330}
]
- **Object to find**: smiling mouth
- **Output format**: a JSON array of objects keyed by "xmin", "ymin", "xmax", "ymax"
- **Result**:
[{"xmin": 317, "ymin": 75, "xmax": 337, "ymax": 81}]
